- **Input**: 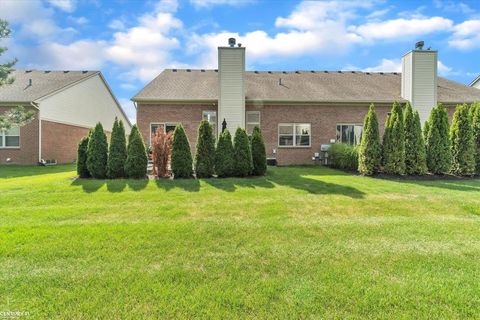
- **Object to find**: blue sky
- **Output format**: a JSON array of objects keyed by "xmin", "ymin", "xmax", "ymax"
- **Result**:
[{"xmin": 1, "ymin": 0, "xmax": 480, "ymax": 123}]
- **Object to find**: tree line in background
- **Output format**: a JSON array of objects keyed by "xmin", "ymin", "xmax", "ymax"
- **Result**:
[
  {"xmin": 77, "ymin": 118, "xmax": 267, "ymax": 180},
  {"xmin": 349, "ymin": 102, "xmax": 480, "ymax": 176}
]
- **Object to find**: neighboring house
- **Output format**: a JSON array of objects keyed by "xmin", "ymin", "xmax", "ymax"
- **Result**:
[
  {"xmin": 0, "ymin": 70, "xmax": 131, "ymax": 165},
  {"xmin": 470, "ymin": 75, "xmax": 480, "ymax": 89},
  {"xmin": 133, "ymin": 39, "xmax": 480, "ymax": 165}
]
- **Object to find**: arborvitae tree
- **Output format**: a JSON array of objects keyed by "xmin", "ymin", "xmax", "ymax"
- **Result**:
[
  {"xmin": 426, "ymin": 105, "xmax": 452, "ymax": 174},
  {"xmin": 77, "ymin": 134, "xmax": 91, "ymax": 178},
  {"xmin": 194, "ymin": 120, "xmax": 215, "ymax": 178},
  {"xmin": 233, "ymin": 127, "xmax": 253, "ymax": 177},
  {"xmin": 450, "ymin": 104, "xmax": 475, "ymax": 176},
  {"xmin": 251, "ymin": 126, "xmax": 267, "ymax": 176},
  {"xmin": 382, "ymin": 114, "xmax": 391, "ymax": 167},
  {"xmin": 383, "ymin": 102, "xmax": 405, "ymax": 174},
  {"xmin": 423, "ymin": 120, "xmax": 430, "ymax": 145},
  {"xmin": 124, "ymin": 124, "xmax": 148, "ymax": 179},
  {"xmin": 214, "ymin": 129, "xmax": 234, "ymax": 177},
  {"xmin": 171, "ymin": 124, "xmax": 193, "ymax": 178},
  {"xmin": 404, "ymin": 104, "xmax": 427, "ymax": 175},
  {"xmin": 107, "ymin": 118, "xmax": 127, "ymax": 178},
  {"xmin": 472, "ymin": 104, "xmax": 480, "ymax": 175},
  {"xmin": 358, "ymin": 104, "xmax": 382, "ymax": 175},
  {"xmin": 86, "ymin": 122, "xmax": 108, "ymax": 179}
]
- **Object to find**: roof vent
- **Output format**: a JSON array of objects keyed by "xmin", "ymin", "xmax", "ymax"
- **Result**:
[
  {"xmin": 172, "ymin": 69, "xmax": 177, "ymax": 72},
  {"xmin": 380, "ymin": 72, "xmax": 384, "ymax": 75},
  {"xmin": 324, "ymin": 71, "xmax": 329, "ymax": 73},
  {"xmin": 295, "ymin": 71, "xmax": 300, "ymax": 74},
  {"xmin": 338, "ymin": 71, "xmax": 342, "ymax": 73},
  {"xmin": 282, "ymin": 71, "xmax": 287, "ymax": 74},
  {"xmin": 186, "ymin": 69, "xmax": 191, "ymax": 72},
  {"xmin": 82, "ymin": 71, "xmax": 88, "ymax": 73},
  {"xmin": 63, "ymin": 71, "xmax": 69, "ymax": 73},
  {"xmin": 254, "ymin": 71, "xmax": 259, "ymax": 74},
  {"xmin": 268, "ymin": 71, "xmax": 272, "ymax": 74},
  {"xmin": 26, "ymin": 70, "xmax": 32, "ymax": 73},
  {"xmin": 228, "ymin": 38, "xmax": 236, "ymax": 48},
  {"xmin": 351, "ymin": 71, "xmax": 356, "ymax": 74},
  {"xmin": 237, "ymin": 43, "xmax": 242, "ymax": 47},
  {"xmin": 310, "ymin": 70, "xmax": 315, "ymax": 73},
  {"xmin": 366, "ymin": 72, "xmax": 371, "ymax": 75},
  {"xmin": 200, "ymin": 69, "xmax": 205, "ymax": 72},
  {"xmin": 214, "ymin": 69, "xmax": 218, "ymax": 72},
  {"xmin": 45, "ymin": 71, "xmax": 51, "ymax": 73},
  {"xmin": 393, "ymin": 72, "xmax": 398, "ymax": 75}
]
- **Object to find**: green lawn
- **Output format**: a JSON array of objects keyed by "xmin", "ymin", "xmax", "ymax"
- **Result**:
[{"xmin": 1, "ymin": 165, "xmax": 480, "ymax": 319}]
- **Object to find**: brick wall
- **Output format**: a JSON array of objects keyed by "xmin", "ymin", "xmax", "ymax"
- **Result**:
[
  {"xmin": 137, "ymin": 103, "xmax": 218, "ymax": 155},
  {"xmin": 0, "ymin": 106, "xmax": 39, "ymax": 165},
  {"xmin": 41, "ymin": 120, "xmax": 91, "ymax": 164},
  {"xmin": 137, "ymin": 102, "xmax": 457, "ymax": 166}
]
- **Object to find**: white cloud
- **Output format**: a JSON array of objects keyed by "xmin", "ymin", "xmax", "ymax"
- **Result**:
[
  {"xmin": 362, "ymin": 59, "xmax": 402, "ymax": 72},
  {"xmin": 108, "ymin": 19, "xmax": 126, "ymax": 30},
  {"xmin": 449, "ymin": 19, "xmax": 480, "ymax": 49},
  {"xmin": 48, "ymin": 0, "xmax": 76, "ymax": 12},
  {"xmin": 350, "ymin": 17, "xmax": 453, "ymax": 41},
  {"xmin": 437, "ymin": 60, "xmax": 452, "ymax": 75},
  {"xmin": 105, "ymin": 12, "xmax": 183, "ymax": 81},
  {"xmin": 190, "ymin": 0, "xmax": 254, "ymax": 8}
]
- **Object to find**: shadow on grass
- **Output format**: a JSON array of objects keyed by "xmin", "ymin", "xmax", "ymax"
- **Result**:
[
  {"xmin": 155, "ymin": 178, "xmax": 200, "ymax": 192},
  {"xmin": 397, "ymin": 179, "xmax": 480, "ymax": 192},
  {"xmin": 71, "ymin": 178, "xmax": 105, "ymax": 193},
  {"xmin": 203, "ymin": 176, "xmax": 275, "ymax": 192},
  {"xmin": 107, "ymin": 179, "xmax": 127, "ymax": 193},
  {"xmin": 127, "ymin": 179, "xmax": 149, "ymax": 191}
]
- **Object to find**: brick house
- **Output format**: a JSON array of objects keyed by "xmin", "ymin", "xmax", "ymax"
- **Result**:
[
  {"xmin": 133, "ymin": 39, "xmax": 480, "ymax": 165},
  {"xmin": 0, "ymin": 70, "xmax": 131, "ymax": 165}
]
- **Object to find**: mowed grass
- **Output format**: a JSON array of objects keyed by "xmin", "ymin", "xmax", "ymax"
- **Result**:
[{"xmin": 1, "ymin": 165, "xmax": 480, "ymax": 319}]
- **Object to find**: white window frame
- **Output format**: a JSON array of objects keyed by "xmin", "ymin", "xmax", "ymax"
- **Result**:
[
  {"xmin": 0, "ymin": 127, "xmax": 20, "ymax": 149},
  {"xmin": 149, "ymin": 122, "xmax": 178, "ymax": 146},
  {"xmin": 278, "ymin": 123, "xmax": 311, "ymax": 148},
  {"xmin": 202, "ymin": 111, "xmax": 217, "ymax": 135},
  {"xmin": 336, "ymin": 123, "xmax": 363, "ymax": 145},
  {"xmin": 246, "ymin": 111, "xmax": 261, "ymax": 135}
]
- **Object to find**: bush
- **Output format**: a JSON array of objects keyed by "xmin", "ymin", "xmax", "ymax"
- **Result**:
[
  {"xmin": 107, "ymin": 118, "xmax": 127, "ymax": 178},
  {"xmin": 214, "ymin": 129, "xmax": 234, "ymax": 177},
  {"xmin": 330, "ymin": 143, "xmax": 358, "ymax": 171},
  {"xmin": 124, "ymin": 125, "xmax": 148, "ymax": 179},
  {"xmin": 423, "ymin": 120, "xmax": 430, "ymax": 143},
  {"xmin": 358, "ymin": 104, "xmax": 382, "ymax": 175},
  {"xmin": 86, "ymin": 122, "xmax": 108, "ymax": 179},
  {"xmin": 383, "ymin": 102, "xmax": 405, "ymax": 174},
  {"xmin": 152, "ymin": 128, "xmax": 173, "ymax": 178},
  {"xmin": 194, "ymin": 120, "xmax": 215, "ymax": 178},
  {"xmin": 426, "ymin": 104, "xmax": 452, "ymax": 174},
  {"xmin": 450, "ymin": 104, "xmax": 475, "ymax": 176},
  {"xmin": 77, "ymin": 133, "xmax": 91, "ymax": 178},
  {"xmin": 251, "ymin": 127, "xmax": 267, "ymax": 176},
  {"xmin": 472, "ymin": 103, "xmax": 480, "ymax": 174},
  {"xmin": 233, "ymin": 127, "xmax": 253, "ymax": 177},
  {"xmin": 171, "ymin": 124, "xmax": 193, "ymax": 178},
  {"xmin": 404, "ymin": 104, "xmax": 427, "ymax": 175}
]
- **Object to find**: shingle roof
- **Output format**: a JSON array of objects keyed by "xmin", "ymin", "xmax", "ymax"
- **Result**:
[
  {"xmin": 0, "ymin": 70, "xmax": 98, "ymax": 103},
  {"xmin": 132, "ymin": 69, "xmax": 480, "ymax": 104}
]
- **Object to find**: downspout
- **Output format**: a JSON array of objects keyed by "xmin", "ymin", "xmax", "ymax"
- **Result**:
[{"xmin": 30, "ymin": 102, "xmax": 41, "ymax": 163}]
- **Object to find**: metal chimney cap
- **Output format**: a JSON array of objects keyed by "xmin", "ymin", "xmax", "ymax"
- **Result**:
[
  {"xmin": 228, "ymin": 38, "xmax": 236, "ymax": 47},
  {"xmin": 415, "ymin": 41, "xmax": 424, "ymax": 50}
]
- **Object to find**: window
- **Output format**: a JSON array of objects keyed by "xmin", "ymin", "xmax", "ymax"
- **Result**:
[
  {"xmin": 336, "ymin": 124, "xmax": 363, "ymax": 145},
  {"xmin": 278, "ymin": 123, "xmax": 311, "ymax": 147},
  {"xmin": 246, "ymin": 111, "xmax": 260, "ymax": 135},
  {"xmin": 202, "ymin": 111, "xmax": 217, "ymax": 134},
  {"xmin": 150, "ymin": 123, "xmax": 177, "ymax": 145},
  {"xmin": 0, "ymin": 127, "xmax": 20, "ymax": 148}
]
